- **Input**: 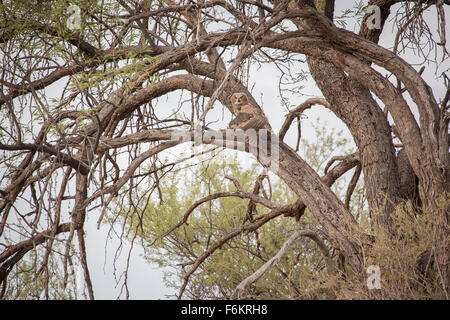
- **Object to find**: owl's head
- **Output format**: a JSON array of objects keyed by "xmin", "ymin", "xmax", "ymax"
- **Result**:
[{"xmin": 231, "ymin": 92, "xmax": 248, "ymax": 114}]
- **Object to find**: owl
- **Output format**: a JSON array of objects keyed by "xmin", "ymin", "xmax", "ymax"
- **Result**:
[{"xmin": 229, "ymin": 93, "xmax": 268, "ymax": 131}]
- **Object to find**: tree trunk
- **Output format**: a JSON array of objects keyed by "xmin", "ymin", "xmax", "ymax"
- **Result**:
[
  {"xmin": 307, "ymin": 57, "xmax": 402, "ymax": 231},
  {"xmin": 275, "ymin": 142, "xmax": 364, "ymax": 271}
]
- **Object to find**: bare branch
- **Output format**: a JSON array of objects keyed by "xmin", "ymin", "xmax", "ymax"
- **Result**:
[
  {"xmin": 279, "ymin": 98, "xmax": 331, "ymax": 141},
  {"xmin": 345, "ymin": 164, "xmax": 362, "ymax": 209},
  {"xmin": 0, "ymin": 143, "xmax": 89, "ymax": 175},
  {"xmin": 233, "ymin": 229, "xmax": 335, "ymax": 299}
]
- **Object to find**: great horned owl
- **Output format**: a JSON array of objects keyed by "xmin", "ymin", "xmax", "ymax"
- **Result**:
[{"xmin": 229, "ymin": 93, "xmax": 268, "ymax": 131}]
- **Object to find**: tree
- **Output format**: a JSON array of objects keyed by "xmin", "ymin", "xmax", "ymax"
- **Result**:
[
  {"xmin": 129, "ymin": 119, "xmax": 359, "ymax": 299},
  {"xmin": 0, "ymin": 0, "xmax": 448, "ymax": 299}
]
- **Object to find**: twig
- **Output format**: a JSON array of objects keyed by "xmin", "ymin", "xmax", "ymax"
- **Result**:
[{"xmin": 224, "ymin": 175, "xmax": 243, "ymax": 191}]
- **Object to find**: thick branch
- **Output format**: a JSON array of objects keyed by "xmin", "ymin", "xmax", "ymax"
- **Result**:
[
  {"xmin": 0, "ymin": 222, "xmax": 71, "ymax": 290},
  {"xmin": 0, "ymin": 143, "xmax": 89, "ymax": 175}
]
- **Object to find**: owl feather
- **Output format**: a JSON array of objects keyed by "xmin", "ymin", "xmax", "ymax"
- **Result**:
[{"xmin": 229, "ymin": 93, "xmax": 269, "ymax": 131}]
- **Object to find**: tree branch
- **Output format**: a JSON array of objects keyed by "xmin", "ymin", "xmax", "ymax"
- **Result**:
[
  {"xmin": 232, "ymin": 229, "xmax": 335, "ymax": 299},
  {"xmin": 0, "ymin": 143, "xmax": 90, "ymax": 175},
  {"xmin": 279, "ymin": 98, "xmax": 331, "ymax": 141}
]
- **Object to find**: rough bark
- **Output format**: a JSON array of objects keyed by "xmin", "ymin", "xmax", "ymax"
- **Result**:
[
  {"xmin": 307, "ymin": 58, "xmax": 402, "ymax": 230},
  {"xmin": 306, "ymin": 0, "xmax": 401, "ymax": 231}
]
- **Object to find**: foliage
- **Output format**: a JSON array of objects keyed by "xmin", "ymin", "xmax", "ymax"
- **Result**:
[
  {"xmin": 330, "ymin": 194, "xmax": 450, "ymax": 299},
  {"xmin": 3, "ymin": 245, "xmax": 81, "ymax": 300}
]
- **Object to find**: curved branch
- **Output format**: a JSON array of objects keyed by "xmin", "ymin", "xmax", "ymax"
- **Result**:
[
  {"xmin": 0, "ymin": 222, "xmax": 72, "ymax": 288},
  {"xmin": 324, "ymin": 154, "xmax": 355, "ymax": 175},
  {"xmin": 345, "ymin": 164, "xmax": 362, "ymax": 209},
  {"xmin": 232, "ymin": 229, "xmax": 335, "ymax": 299},
  {"xmin": 279, "ymin": 98, "xmax": 331, "ymax": 141},
  {"xmin": 292, "ymin": 5, "xmax": 442, "ymax": 171}
]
